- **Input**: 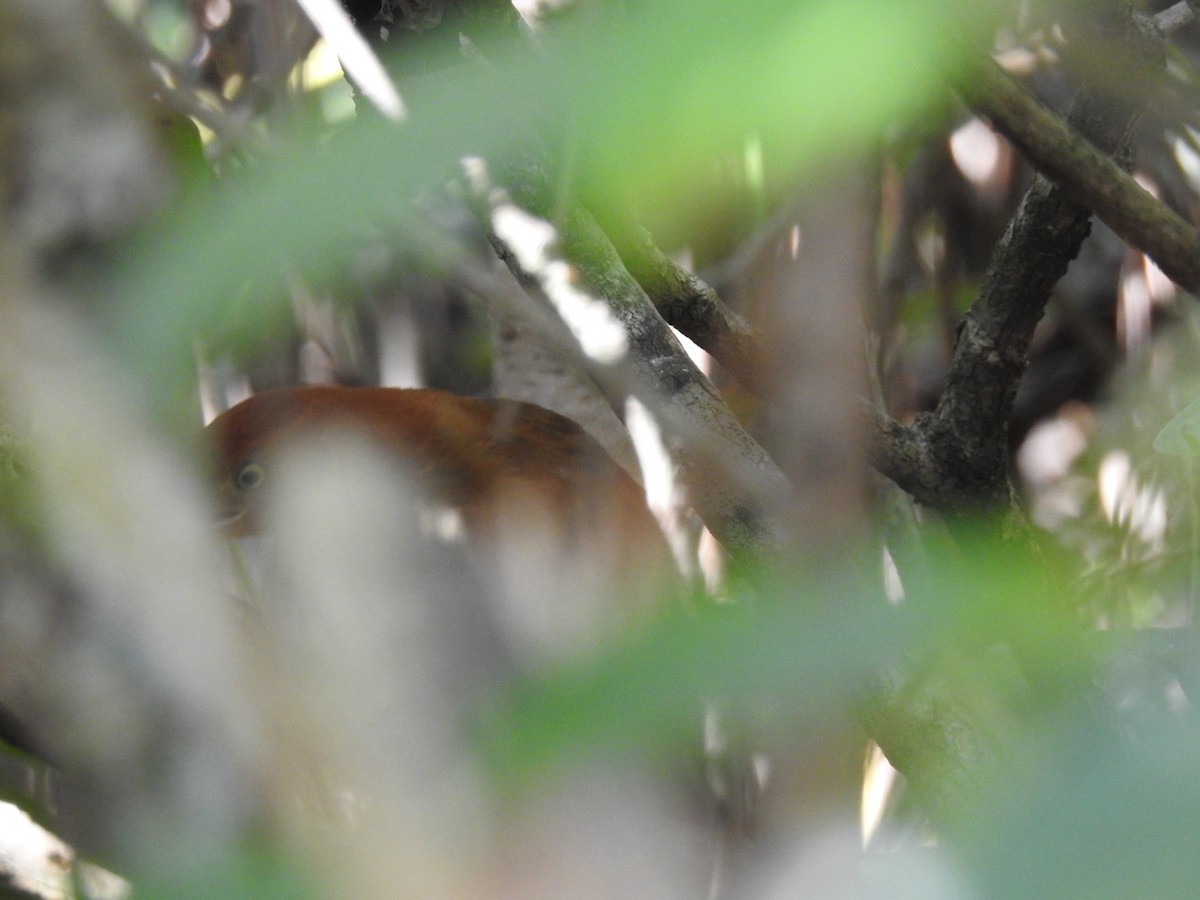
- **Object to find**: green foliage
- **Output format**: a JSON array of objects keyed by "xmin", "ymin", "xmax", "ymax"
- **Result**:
[
  {"xmin": 1154, "ymin": 391, "xmax": 1200, "ymax": 456},
  {"xmin": 134, "ymin": 842, "xmax": 317, "ymax": 900},
  {"xmin": 584, "ymin": 0, "xmax": 994, "ymax": 207},
  {"xmin": 30, "ymin": 0, "xmax": 1200, "ymax": 896},
  {"xmin": 481, "ymin": 518, "xmax": 1200, "ymax": 895},
  {"xmin": 0, "ymin": 417, "xmax": 42, "ymax": 542},
  {"xmin": 104, "ymin": 0, "xmax": 999, "ymax": 407}
]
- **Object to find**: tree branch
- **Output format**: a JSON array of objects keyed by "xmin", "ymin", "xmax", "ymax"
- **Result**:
[
  {"xmin": 478, "ymin": 160, "xmax": 792, "ymax": 555},
  {"xmin": 877, "ymin": 4, "xmax": 1158, "ymax": 513},
  {"xmin": 956, "ymin": 53, "xmax": 1200, "ymax": 293},
  {"xmin": 587, "ymin": 206, "xmax": 765, "ymax": 393}
]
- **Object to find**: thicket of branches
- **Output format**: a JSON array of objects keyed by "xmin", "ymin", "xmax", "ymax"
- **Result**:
[{"xmin": 2, "ymin": 0, "xmax": 1200, "ymax": 897}]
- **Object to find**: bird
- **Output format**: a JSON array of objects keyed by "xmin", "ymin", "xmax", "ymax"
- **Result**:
[{"xmin": 205, "ymin": 385, "xmax": 677, "ymax": 662}]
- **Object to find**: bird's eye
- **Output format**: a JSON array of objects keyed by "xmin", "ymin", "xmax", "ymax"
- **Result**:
[{"xmin": 234, "ymin": 461, "xmax": 265, "ymax": 492}]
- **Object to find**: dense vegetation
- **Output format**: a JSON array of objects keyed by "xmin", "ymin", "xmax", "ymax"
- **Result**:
[{"xmin": 2, "ymin": 1, "xmax": 1200, "ymax": 897}]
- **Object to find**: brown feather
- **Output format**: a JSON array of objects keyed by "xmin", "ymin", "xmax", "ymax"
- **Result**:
[{"xmin": 206, "ymin": 386, "xmax": 676, "ymax": 657}]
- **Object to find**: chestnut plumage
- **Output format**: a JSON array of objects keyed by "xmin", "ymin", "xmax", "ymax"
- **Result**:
[{"xmin": 205, "ymin": 385, "xmax": 676, "ymax": 659}]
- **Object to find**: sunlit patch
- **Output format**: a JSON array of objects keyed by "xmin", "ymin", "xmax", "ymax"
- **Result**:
[
  {"xmin": 1098, "ymin": 450, "xmax": 1167, "ymax": 550},
  {"xmin": 743, "ymin": 133, "xmax": 765, "ymax": 198},
  {"xmin": 949, "ymin": 117, "xmax": 1002, "ymax": 187},
  {"xmin": 861, "ymin": 741, "xmax": 899, "ymax": 848},
  {"xmin": 195, "ymin": 348, "xmax": 252, "ymax": 425},
  {"xmin": 489, "ymin": 203, "xmax": 629, "ymax": 364},
  {"xmin": 881, "ymin": 545, "xmax": 904, "ymax": 605},
  {"xmin": 657, "ymin": 327, "xmax": 723, "ymax": 587},
  {"xmin": 491, "ymin": 202, "xmax": 557, "ymax": 272},
  {"xmin": 221, "ymin": 73, "xmax": 244, "ymax": 101},
  {"xmin": 1116, "ymin": 174, "xmax": 1171, "ymax": 353},
  {"xmin": 671, "ymin": 325, "xmax": 712, "ymax": 385},
  {"xmin": 202, "ymin": 0, "xmax": 232, "ymax": 29},
  {"xmin": 752, "ymin": 753, "xmax": 771, "ymax": 791},
  {"xmin": 1019, "ymin": 412, "xmax": 1089, "ymax": 485},
  {"xmin": 916, "ymin": 219, "xmax": 946, "ymax": 274},
  {"xmin": 463, "ymin": 155, "xmax": 629, "ymax": 364},
  {"xmin": 1126, "ymin": 173, "xmax": 1177, "ymax": 308},
  {"xmin": 1166, "ymin": 678, "xmax": 1189, "ymax": 713},
  {"xmin": 1119, "ymin": 267, "xmax": 1152, "ymax": 352},
  {"xmin": 1098, "ymin": 450, "xmax": 1131, "ymax": 523},
  {"xmin": 511, "ymin": 0, "xmax": 573, "ymax": 28},
  {"xmin": 1019, "ymin": 408, "xmax": 1092, "ymax": 529},
  {"xmin": 1171, "ymin": 128, "xmax": 1200, "ymax": 192},
  {"xmin": 624, "ymin": 398, "xmax": 674, "ymax": 517},
  {"xmin": 460, "ymin": 154, "xmax": 487, "ymax": 188},
  {"xmin": 300, "ymin": 39, "xmax": 344, "ymax": 91},
  {"xmin": 378, "ymin": 304, "xmax": 424, "ymax": 389},
  {"xmin": 703, "ymin": 707, "xmax": 771, "ymax": 811},
  {"xmin": 994, "ymin": 45, "xmax": 1040, "ymax": 74},
  {"xmin": 1141, "ymin": 252, "xmax": 1175, "ymax": 305},
  {"xmin": 625, "ymin": 396, "xmax": 693, "ymax": 578},
  {"xmin": 703, "ymin": 706, "xmax": 725, "ymax": 757},
  {"xmin": 695, "ymin": 529, "xmax": 724, "ymax": 597},
  {"xmin": 420, "ymin": 505, "xmax": 467, "ymax": 543},
  {"xmin": 292, "ymin": 0, "xmax": 404, "ymax": 120},
  {"xmin": 303, "ymin": 37, "xmax": 363, "ymax": 127}
]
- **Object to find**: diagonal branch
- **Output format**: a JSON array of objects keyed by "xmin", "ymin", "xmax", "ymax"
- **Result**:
[
  {"xmin": 877, "ymin": 5, "xmax": 1159, "ymax": 514},
  {"xmin": 587, "ymin": 205, "xmax": 766, "ymax": 393},
  {"xmin": 957, "ymin": 54, "xmax": 1200, "ymax": 293},
  {"xmin": 480, "ymin": 159, "xmax": 792, "ymax": 555}
]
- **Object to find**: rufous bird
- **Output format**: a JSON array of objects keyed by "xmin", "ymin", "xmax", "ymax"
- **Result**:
[{"xmin": 205, "ymin": 385, "xmax": 677, "ymax": 662}]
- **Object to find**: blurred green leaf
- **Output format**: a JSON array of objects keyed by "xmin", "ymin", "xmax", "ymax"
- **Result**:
[
  {"xmin": 1153, "ymin": 392, "xmax": 1200, "ymax": 457},
  {"xmin": 104, "ymin": 0, "xmax": 999, "ymax": 407},
  {"xmin": 0, "ymin": 418, "xmax": 43, "ymax": 541},
  {"xmin": 135, "ymin": 841, "xmax": 317, "ymax": 900},
  {"xmin": 106, "ymin": 67, "xmax": 524, "ymax": 401},
  {"xmin": 479, "ymin": 531, "xmax": 1086, "ymax": 785},
  {"xmin": 584, "ymin": 0, "xmax": 996, "ymax": 204},
  {"xmin": 965, "ymin": 713, "xmax": 1200, "ymax": 899}
]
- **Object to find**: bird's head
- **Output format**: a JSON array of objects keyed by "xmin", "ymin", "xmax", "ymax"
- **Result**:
[
  {"xmin": 205, "ymin": 387, "xmax": 373, "ymax": 534},
  {"xmin": 205, "ymin": 385, "xmax": 502, "ymax": 535}
]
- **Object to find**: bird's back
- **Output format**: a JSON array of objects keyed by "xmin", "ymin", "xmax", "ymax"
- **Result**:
[{"xmin": 206, "ymin": 386, "xmax": 677, "ymax": 661}]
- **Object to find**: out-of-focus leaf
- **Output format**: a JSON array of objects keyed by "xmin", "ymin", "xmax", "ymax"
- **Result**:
[
  {"xmin": 1153, "ymin": 392, "xmax": 1200, "ymax": 456},
  {"xmin": 105, "ymin": 63, "xmax": 524, "ymax": 402},
  {"xmin": 477, "ymin": 559, "xmax": 882, "ymax": 779},
  {"xmin": 153, "ymin": 109, "xmax": 212, "ymax": 199},
  {"xmin": 0, "ymin": 418, "xmax": 41, "ymax": 541},
  {"xmin": 104, "ymin": 0, "xmax": 998, "ymax": 407},
  {"xmin": 135, "ymin": 841, "xmax": 317, "ymax": 900},
  {"xmin": 479, "ymin": 532, "xmax": 1083, "ymax": 784},
  {"xmin": 964, "ymin": 713, "xmax": 1200, "ymax": 899},
  {"xmin": 581, "ymin": 0, "xmax": 997, "ymax": 207}
]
